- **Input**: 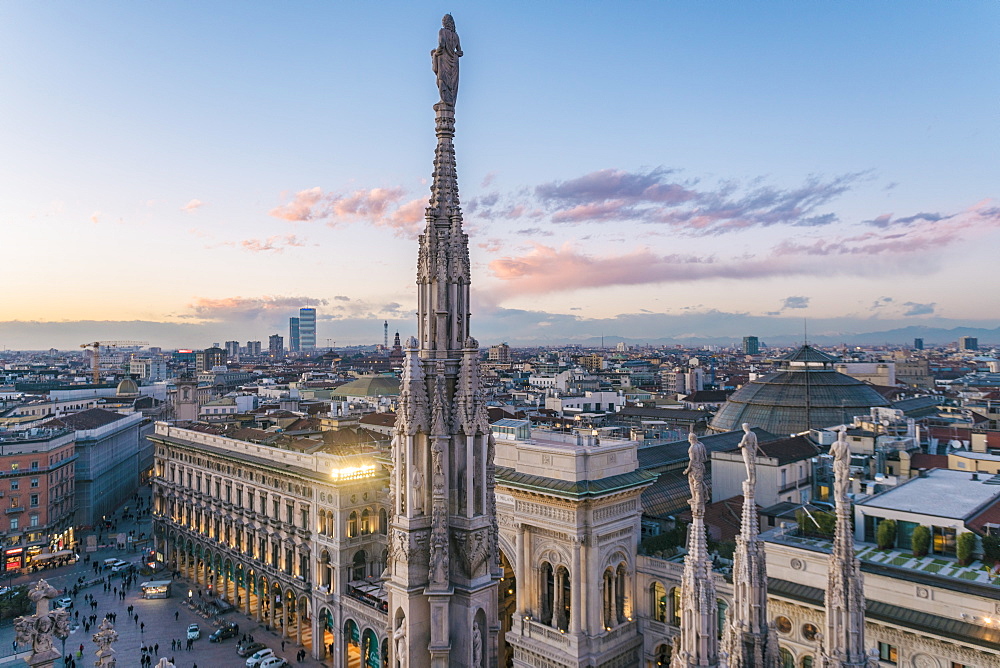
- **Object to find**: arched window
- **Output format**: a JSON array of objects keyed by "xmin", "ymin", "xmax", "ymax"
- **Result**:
[
  {"xmin": 655, "ymin": 644, "xmax": 671, "ymax": 667},
  {"xmin": 361, "ymin": 508, "xmax": 371, "ymax": 534},
  {"xmin": 651, "ymin": 582, "xmax": 667, "ymax": 623},
  {"xmin": 800, "ymin": 656, "xmax": 814, "ymax": 668},
  {"xmin": 379, "ymin": 508, "xmax": 388, "ymax": 534},
  {"xmin": 670, "ymin": 587, "xmax": 681, "ymax": 627},
  {"xmin": 614, "ymin": 563, "xmax": 627, "ymax": 624},
  {"xmin": 348, "ymin": 511, "xmax": 358, "ymax": 538},
  {"xmin": 556, "ymin": 566, "xmax": 571, "ymax": 631},
  {"xmin": 540, "ymin": 562, "xmax": 554, "ymax": 626},
  {"xmin": 352, "ymin": 550, "xmax": 367, "ymax": 581},
  {"xmin": 780, "ymin": 648, "xmax": 794, "ymax": 668}
]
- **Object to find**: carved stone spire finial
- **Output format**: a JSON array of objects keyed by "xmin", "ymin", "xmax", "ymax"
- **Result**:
[
  {"xmin": 821, "ymin": 427, "xmax": 867, "ymax": 667},
  {"xmin": 721, "ymin": 424, "xmax": 779, "ymax": 668},
  {"xmin": 672, "ymin": 433, "xmax": 726, "ymax": 668}
]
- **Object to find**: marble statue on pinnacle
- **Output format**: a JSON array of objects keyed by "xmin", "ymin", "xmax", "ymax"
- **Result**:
[{"xmin": 432, "ymin": 14, "xmax": 462, "ymax": 106}]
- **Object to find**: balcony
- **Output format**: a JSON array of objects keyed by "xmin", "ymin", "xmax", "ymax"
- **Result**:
[{"xmin": 5, "ymin": 507, "xmax": 24, "ymax": 515}]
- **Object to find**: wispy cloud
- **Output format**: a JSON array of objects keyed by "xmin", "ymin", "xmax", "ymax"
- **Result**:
[
  {"xmin": 468, "ymin": 167, "xmax": 864, "ymax": 235},
  {"xmin": 902, "ymin": 301, "xmax": 936, "ymax": 316},
  {"xmin": 238, "ymin": 234, "xmax": 308, "ymax": 253},
  {"xmin": 181, "ymin": 199, "xmax": 205, "ymax": 212},
  {"xmin": 186, "ymin": 295, "xmax": 328, "ymax": 321},
  {"xmin": 781, "ymin": 296, "xmax": 810, "ymax": 310},
  {"xmin": 269, "ymin": 186, "xmax": 425, "ymax": 237},
  {"xmin": 89, "ymin": 211, "xmax": 100, "ymax": 224},
  {"xmin": 484, "ymin": 200, "xmax": 1000, "ymax": 300}
]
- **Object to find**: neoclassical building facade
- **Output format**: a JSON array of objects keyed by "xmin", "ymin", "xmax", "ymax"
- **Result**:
[{"xmin": 151, "ymin": 421, "xmax": 1000, "ymax": 667}]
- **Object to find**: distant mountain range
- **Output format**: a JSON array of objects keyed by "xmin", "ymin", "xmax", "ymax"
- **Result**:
[{"xmin": 561, "ymin": 325, "xmax": 1000, "ymax": 349}]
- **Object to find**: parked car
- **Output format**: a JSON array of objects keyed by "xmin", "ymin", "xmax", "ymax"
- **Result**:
[
  {"xmin": 187, "ymin": 624, "xmax": 201, "ymax": 640},
  {"xmin": 209, "ymin": 623, "xmax": 240, "ymax": 642},
  {"xmin": 237, "ymin": 642, "xmax": 267, "ymax": 658},
  {"xmin": 55, "ymin": 597, "xmax": 73, "ymax": 609},
  {"xmin": 246, "ymin": 648, "xmax": 275, "ymax": 667},
  {"xmin": 258, "ymin": 657, "xmax": 287, "ymax": 668}
]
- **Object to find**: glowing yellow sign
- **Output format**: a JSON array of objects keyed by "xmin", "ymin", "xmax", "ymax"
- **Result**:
[{"xmin": 329, "ymin": 463, "xmax": 377, "ymax": 481}]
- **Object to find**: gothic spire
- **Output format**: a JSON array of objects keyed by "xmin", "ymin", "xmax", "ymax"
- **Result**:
[
  {"xmin": 821, "ymin": 428, "xmax": 870, "ymax": 668},
  {"xmin": 672, "ymin": 433, "xmax": 726, "ymax": 668},
  {"xmin": 722, "ymin": 424, "xmax": 779, "ymax": 668},
  {"xmin": 388, "ymin": 16, "xmax": 498, "ymax": 668}
]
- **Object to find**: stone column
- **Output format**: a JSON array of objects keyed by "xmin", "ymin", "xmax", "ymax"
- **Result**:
[
  {"xmin": 570, "ymin": 540, "xmax": 581, "ymax": 634},
  {"xmin": 513, "ymin": 524, "xmax": 525, "ymax": 617},
  {"xmin": 553, "ymin": 569, "xmax": 565, "ymax": 630}
]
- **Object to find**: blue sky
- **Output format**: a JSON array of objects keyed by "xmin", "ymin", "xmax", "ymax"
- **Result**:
[{"xmin": 1, "ymin": 1, "xmax": 998, "ymax": 349}]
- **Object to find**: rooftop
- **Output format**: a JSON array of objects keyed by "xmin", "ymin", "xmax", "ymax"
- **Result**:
[{"xmin": 858, "ymin": 468, "xmax": 1000, "ymax": 520}]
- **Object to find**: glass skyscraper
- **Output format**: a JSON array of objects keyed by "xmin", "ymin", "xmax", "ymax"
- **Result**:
[{"xmin": 299, "ymin": 307, "xmax": 316, "ymax": 350}]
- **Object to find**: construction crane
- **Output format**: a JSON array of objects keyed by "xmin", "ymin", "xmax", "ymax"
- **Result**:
[{"xmin": 79, "ymin": 341, "xmax": 149, "ymax": 384}]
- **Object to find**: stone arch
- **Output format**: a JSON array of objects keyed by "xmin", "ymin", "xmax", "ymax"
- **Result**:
[
  {"xmin": 654, "ymin": 643, "xmax": 672, "ymax": 666},
  {"xmin": 540, "ymin": 561, "xmax": 555, "ymax": 626},
  {"xmin": 344, "ymin": 618, "xmax": 361, "ymax": 667},
  {"xmin": 318, "ymin": 607, "xmax": 335, "ymax": 660},
  {"xmin": 497, "ymin": 549, "xmax": 516, "ymax": 668},
  {"xmin": 538, "ymin": 547, "xmax": 570, "ymax": 569},
  {"xmin": 361, "ymin": 627, "xmax": 380, "ymax": 668},
  {"xmin": 348, "ymin": 511, "xmax": 359, "ymax": 537},
  {"xmin": 779, "ymin": 647, "xmax": 795, "ymax": 668}
]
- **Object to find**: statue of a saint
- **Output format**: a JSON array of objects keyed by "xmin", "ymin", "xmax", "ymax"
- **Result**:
[
  {"xmin": 431, "ymin": 14, "xmax": 462, "ymax": 106},
  {"xmin": 393, "ymin": 623, "xmax": 407, "ymax": 668},
  {"xmin": 472, "ymin": 620, "xmax": 483, "ymax": 666},
  {"xmin": 831, "ymin": 427, "xmax": 851, "ymax": 503},
  {"xmin": 410, "ymin": 466, "xmax": 424, "ymax": 514},
  {"xmin": 684, "ymin": 432, "xmax": 708, "ymax": 510},
  {"xmin": 739, "ymin": 423, "xmax": 759, "ymax": 489}
]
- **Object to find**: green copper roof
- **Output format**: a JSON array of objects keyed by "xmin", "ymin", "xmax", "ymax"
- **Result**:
[{"xmin": 496, "ymin": 466, "xmax": 656, "ymax": 499}]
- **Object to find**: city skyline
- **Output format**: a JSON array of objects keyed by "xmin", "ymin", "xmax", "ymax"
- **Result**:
[{"xmin": 2, "ymin": 2, "xmax": 998, "ymax": 350}]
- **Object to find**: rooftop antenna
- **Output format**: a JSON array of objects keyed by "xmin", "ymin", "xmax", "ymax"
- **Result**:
[{"xmin": 384, "ymin": 320, "xmax": 388, "ymax": 349}]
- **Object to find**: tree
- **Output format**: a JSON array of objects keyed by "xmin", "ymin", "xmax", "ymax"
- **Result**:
[
  {"xmin": 797, "ymin": 509, "xmax": 836, "ymax": 539},
  {"xmin": 911, "ymin": 525, "xmax": 931, "ymax": 558},
  {"xmin": 876, "ymin": 519, "xmax": 897, "ymax": 550},
  {"xmin": 982, "ymin": 533, "xmax": 1000, "ymax": 568},
  {"xmin": 957, "ymin": 531, "xmax": 978, "ymax": 566}
]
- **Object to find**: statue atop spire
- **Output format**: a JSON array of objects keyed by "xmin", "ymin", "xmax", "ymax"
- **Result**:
[
  {"xmin": 672, "ymin": 433, "xmax": 726, "ymax": 668},
  {"xmin": 821, "ymin": 427, "xmax": 868, "ymax": 668},
  {"xmin": 722, "ymin": 424, "xmax": 779, "ymax": 668},
  {"xmin": 431, "ymin": 14, "xmax": 462, "ymax": 107}
]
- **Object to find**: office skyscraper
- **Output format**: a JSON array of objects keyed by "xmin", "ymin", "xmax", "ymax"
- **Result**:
[
  {"xmin": 914, "ymin": 338, "xmax": 924, "ymax": 351},
  {"xmin": 289, "ymin": 317, "xmax": 301, "ymax": 352},
  {"xmin": 268, "ymin": 334, "xmax": 284, "ymax": 358},
  {"xmin": 959, "ymin": 336, "xmax": 979, "ymax": 351},
  {"xmin": 742, "ymin": 336, "xmax": 760, "ymax": 356},
  {"xmin": 299, "ymin": 307, "xmax": 316, "ymax": 350}
]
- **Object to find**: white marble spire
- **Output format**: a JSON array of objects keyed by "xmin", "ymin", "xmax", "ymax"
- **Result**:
[
  {"xmin": 672, "ymin": 433, "xmax": 727, "ymax": 668},
  {"xmin": 821, "ymin": 427, "xmax": 869, "ymax": 668},
  {"xmin": 387, "ymin": 14, "xmax": 499, "ymax": 668},
  {"xmin": 721, "ymin": 424, "xmax": 779, "ymax": 668}
]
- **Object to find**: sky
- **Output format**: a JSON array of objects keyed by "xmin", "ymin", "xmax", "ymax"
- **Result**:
[{"xmin": 1, "ymin": 1, "xmax": 998, "ymax": 350}]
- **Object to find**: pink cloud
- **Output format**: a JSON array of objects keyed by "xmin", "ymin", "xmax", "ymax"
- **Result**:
[
  {"xmin": 269, "ymin": 186, "xmax": 425, "ymax": 237},
  {"xmin": 89, "ymin": 211, "xmax": 100, "ymax": 224},
  {"xmin": 181, "ymin": 199, "xmax": 205, "ymax": 212},
  {"xmin": 187, "ymin": 295, "xmax": 327, "ymax": 321},
  {"xmin": 269, "ymin": 187, "xmax": 325, "ymax": 221},
  {"xmin": 239, "ymin": 234, "xmax": 307, "ymax": 253}
]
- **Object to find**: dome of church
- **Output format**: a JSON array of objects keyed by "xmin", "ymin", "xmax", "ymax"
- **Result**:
[
  {"xmin": 116, "ymin": 376, "xmax": 140, "ymax": 397},
  {"xmin": 709, "ymin": 344, "xmax": 891, "ymax": 436}
]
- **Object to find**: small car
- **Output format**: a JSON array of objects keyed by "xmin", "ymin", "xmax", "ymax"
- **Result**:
[
  {"xmin": 55, "ymin": 597, "xmax": 73, "ymax": 609},
  {"xmin": 246, "ymin": 648, "xmax": 275, "ymax": 668},
  {"xmin": 187, "ymin": 624, "xmax": 201, "ymax": 640},
  {"xmin": 258, "ymin": 657, "xmax": 287, "ymax": 668},
  {"xmin": 111, "ymin": 561, "xmax": 133, "ymax": 573},
  {"xmin": 209, "ymin": 623, "xmax": 239, "ymax": 642},
  {"xmin": 237, "ymin": 642, "xmax": 267, "ymax": 658}
]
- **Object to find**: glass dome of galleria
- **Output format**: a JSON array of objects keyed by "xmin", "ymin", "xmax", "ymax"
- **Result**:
[{"xmin": 709, "ymin": 345, "xmax": 892, "ymax": 436}]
